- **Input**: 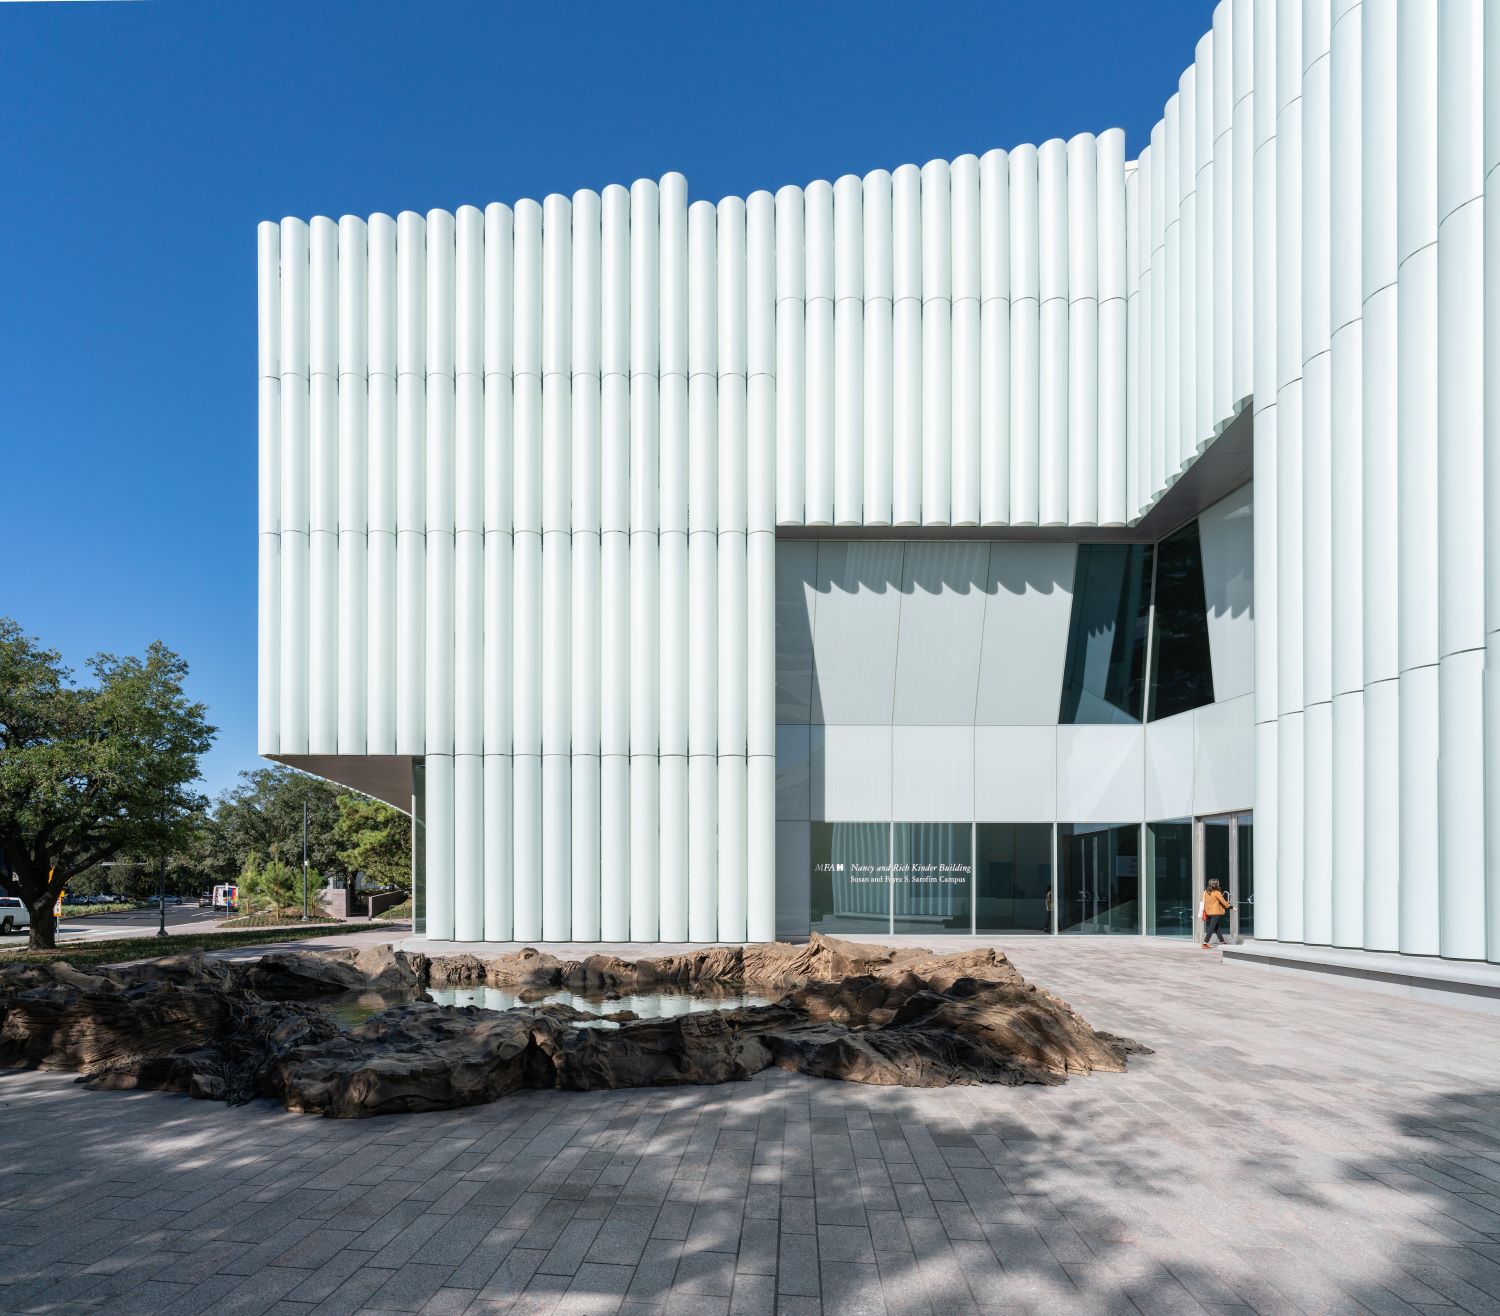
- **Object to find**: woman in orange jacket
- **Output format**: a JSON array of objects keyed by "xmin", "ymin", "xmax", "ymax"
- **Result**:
[{"xmin": 1201, "ymin": 879, "xmax": 1231, "ymax": 948}]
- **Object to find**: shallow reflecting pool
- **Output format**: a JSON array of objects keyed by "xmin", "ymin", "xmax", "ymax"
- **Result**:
[{"xmin": 319, "ymin": 985, "xmax": 775, "ymax": 1030}]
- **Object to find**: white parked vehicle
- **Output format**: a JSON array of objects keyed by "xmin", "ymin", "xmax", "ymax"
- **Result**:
[{"xmin": 0, "ymin": 897, "xmax": 31, "ymax": 935}]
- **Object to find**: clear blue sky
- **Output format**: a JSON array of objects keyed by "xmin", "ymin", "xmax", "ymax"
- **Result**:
[{"xmin": 2, "ymin": 0, "xmax": 1217, "ymax": 801}]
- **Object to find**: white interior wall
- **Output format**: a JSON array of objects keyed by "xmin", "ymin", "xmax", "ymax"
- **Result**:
[{"xmin": 775, "ymin": 525, "xmax": 1255, "ymax": 843}]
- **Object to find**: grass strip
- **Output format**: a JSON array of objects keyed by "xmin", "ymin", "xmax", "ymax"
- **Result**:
[
  {"xmin": 0, "ymin": 923, "xmax": 397, "ymax": 970},
  {"xmin": 60, "ymin": 902, "xmax": 151, "ymax": 919}
]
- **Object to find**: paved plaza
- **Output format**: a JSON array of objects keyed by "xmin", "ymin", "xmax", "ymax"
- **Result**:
[{"xmin": 2, "ymin": 937, "xmax": 1500, "ymax": 1315}]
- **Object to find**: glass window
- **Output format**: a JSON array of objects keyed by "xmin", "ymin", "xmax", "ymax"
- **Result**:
[
  {"xmin": 1059, "ymin": 544, "xmax": 1154, "ymax": 724},
  {"xmin": 975, "ymin": 824, "xmax": 1053, "ymax": 933},
  {"xmin": 1145, "ymin": 820, "xmax": 1194, "ymax": 936},
  {"xmin": 810, "ymin": 822, "xmax": 891, "ymax": 935},
  {"xmin": 412, "ymin": 761, "xmax": 426, "ymax": 936},
  {"xmin": 892, "ymin": 823, "xmax": 973, "ymax": 934},
  {"xmin": 1147, "ymin": 520, "xmax": 1216, "ymax": 720},
  {"xmin": 1057, "ymin": 823, "xmax": 1141, "ymax": 934}
]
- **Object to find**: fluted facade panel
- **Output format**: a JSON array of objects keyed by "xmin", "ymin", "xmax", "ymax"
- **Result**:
[{"xmin": 260, "ymin": 0, "xmax": 1500, "ymax": 960}]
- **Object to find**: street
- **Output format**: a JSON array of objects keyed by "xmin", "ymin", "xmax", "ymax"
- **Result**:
[{"xmin": 0, "ymin": 902, "xmax": 222, "ymax": 949}]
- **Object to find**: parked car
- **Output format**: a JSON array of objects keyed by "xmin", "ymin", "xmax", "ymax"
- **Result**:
[
  {"xmin": 198, "ymin": 891, "xmax": 213, "ymax": 908},
  {"xmin": 144, "ymin": 894, "xmax": 184, "ymax": 906},
  {"xmin": 0, "ymin": 897, "xmax": 31, "ymax": 935}
]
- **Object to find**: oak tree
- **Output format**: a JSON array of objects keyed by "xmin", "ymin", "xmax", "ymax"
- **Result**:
[{"xmin": 0, "ymin": 619, "xmax": 215, "ymax": 948}]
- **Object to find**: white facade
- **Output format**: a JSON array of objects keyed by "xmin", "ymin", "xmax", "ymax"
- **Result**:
[{"xmin": 259, "ymin": 0, "xmax": 1500, "ymax": 962}]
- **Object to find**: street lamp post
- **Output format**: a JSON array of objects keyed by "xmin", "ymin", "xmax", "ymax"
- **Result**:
[
  {"xmin": 157, "ymin": 803, "xmax": 168, "ymax": 938},
  {"xmin": 157, "ymin": 849, "xmax": 168, "ymax": 937}
]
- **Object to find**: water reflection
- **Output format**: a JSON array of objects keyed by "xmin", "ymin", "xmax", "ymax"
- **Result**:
[{"xmin": 320, "ymin": 985, "xmax": 774, "ymax": 1030}]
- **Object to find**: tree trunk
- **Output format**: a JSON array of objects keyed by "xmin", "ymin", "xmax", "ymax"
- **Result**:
[
  {"xmin": 12, "ymin": 857, "xmax": 63, "ymax": 951},
  {"xmin": 27, "ymin": 895, "xmax": 57, "ymax": 951}
]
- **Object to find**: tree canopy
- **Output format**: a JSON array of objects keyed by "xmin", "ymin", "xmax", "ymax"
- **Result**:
[
  {"xmin": 334, "ymin": 794, "xmax": 412, "ymax": 892},
  {"xmin": 192, "ymin": 765, "xmax": 355, "ymax": 888},
  {"xmin": 0, "ymin": 618, "xmax": 215, "ymax": 947},
  {"xmin": 186, "ymin": 766, "xmax": 412, "ymax": 907},
  {"xmin": 1, "ymin": 618, "xmax": 415, "ymax": 947}
]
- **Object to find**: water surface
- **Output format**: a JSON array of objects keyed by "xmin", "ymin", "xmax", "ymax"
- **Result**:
[{"xmin": 321, "ymin": 984, "xmax": 774, "ymax": 1029}]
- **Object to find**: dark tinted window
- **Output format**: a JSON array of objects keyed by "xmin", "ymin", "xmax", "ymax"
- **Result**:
[
  {"xmin": 975, "ymin": 824, "xmax": 1053, "ymax": 932},
  {"xmin": 1147, "ymin": 520, "xmax": 1215, "ymax": 720},
  {"xmin": 1059, "ymin": 544, "xmax": 1154, "ymax": 723},
  {"xmin": 892, "ymin": 823, "xmax": 972, "ymax": 934},
  {"xmin": 1057, "ymin": 823, "xmax": 1141, "ymax": 934},
  {"xmin": 1145, "ymin": 819, "xmax": 1194, "ymax": 935},
  {"xmin": 810, "ymin": 822, "xmax": 891, "ymax": 935}
]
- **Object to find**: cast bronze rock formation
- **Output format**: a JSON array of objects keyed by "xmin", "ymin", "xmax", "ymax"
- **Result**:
[{"xmin": 0, "ymin": 935, "xmax": 1146, "ymax": 1118}]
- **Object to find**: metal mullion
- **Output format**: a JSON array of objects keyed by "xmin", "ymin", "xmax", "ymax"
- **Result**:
[
  {"xmin": 1228, "ymin": 814, "xmax": 1240, "ymax": 943},
  {"xmin": 888, "ymin": 819, "xmax": 895, "ymax": 937},
  {"xmin": 1050, "ymin": 823, "xmax": 1059, "ymax": 935}
]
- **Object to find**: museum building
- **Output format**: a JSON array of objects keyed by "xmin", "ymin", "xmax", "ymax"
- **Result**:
[{"xmin": 257, "ymin": 0, "xmax": 1500, "ymax": 963}]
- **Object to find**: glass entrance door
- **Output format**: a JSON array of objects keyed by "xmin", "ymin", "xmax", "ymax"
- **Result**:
[
  {"xmin": 1195, "ymin": 813, "xmax": 1251, "ymax": 942},
  {"xmin": 1234, "ymin": 813, "xmax": 1253, "ymax": 936},
  {"xmin": 1201, "ymin": 816, "xmax": 1231, "ymax": 941}
]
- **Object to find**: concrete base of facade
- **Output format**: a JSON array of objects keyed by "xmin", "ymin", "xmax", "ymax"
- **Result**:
[{"xmin": 1223, "ymin": 940, "xmax": 1500, "ymax": 1015}]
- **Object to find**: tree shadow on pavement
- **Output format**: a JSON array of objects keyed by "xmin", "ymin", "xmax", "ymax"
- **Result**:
[{"xmin": 2, "ymin": 1065, "xmax": 1500, "ymax": 1314}]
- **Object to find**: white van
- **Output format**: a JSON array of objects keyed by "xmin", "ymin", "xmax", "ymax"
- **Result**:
[{"xmin": 0, "ymin": 897, "xmax": 31, "ymax": 935}]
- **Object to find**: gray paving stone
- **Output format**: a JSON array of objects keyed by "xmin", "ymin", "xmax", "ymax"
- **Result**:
[
  {"xmin": 774, "ymin": 1232, "xmax": 818, "ymax": 1299},
  {"xmin": 736, "ymin": 1218, "xmax": 779, "ymax": 1277},
  {"xmin": 625, "ymin": 1238, "xmax": 683, "ymax": 1304},
  {"xmin": 672, "ymin": 1249, "xmax": 736, "ymax": 1297},
  {"xmin": 540, "ymin": 1219, "xmax": 607, "ymax": 1276},
  {"xmin": 4, "ymin": 937, "xmax": 1500, "ymax": 1316},
  {"xmin": 820, "ymin": 1259, "xmax": 887, "ymax": 1314},
  {"xmin": 650, "ymin": 1202, "xmax": 696, "ymax": 1242},
  {"xmin": 663, "ymin": 1294, "xmax": 727, "ymax": 1316},
  {"xmin": 270, "ymin": 1228, "xmax": 364, "ymax": 1271},
  {"xmin": 365, "ymin": 1261, "xmax": 454, "ymax": 1312}
]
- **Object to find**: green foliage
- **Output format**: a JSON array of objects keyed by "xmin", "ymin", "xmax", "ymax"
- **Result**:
[
  {"xmin": 334, "ymin": 794, "xmax": 412, "ymax": 892},
  {"xmin": 239, "ymin": 849, "xmax": 262, "ymax": 892},
  {"xmin": 59, "ymin": 902, "xmax": 148, "ymax": 919},
  {"xmin": 195, "ymin": 766, "xmax": 361, "ymax": 890},
  {"xmin": 217, "ymin": 911, "xmax": 334, "ymax": 929},
  {"xmin": 0, "ymin": 618, "xmax": 215, "ymax": 948},
  {"xmin": 239, "ymin": 851, "xmax": 319, "ymax": 920},
  {"xmin": 377, "ymin": 896, "xmax": 413, "ymax": 921},
  {"xmin": 67, "ymin": 854, "xmax": 201, "ymax": 901},
  {"xmin": 0, "ymin": 620, "xmax": 415, "ymax": 951}
]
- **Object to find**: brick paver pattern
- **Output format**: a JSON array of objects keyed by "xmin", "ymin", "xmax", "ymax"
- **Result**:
[{"xmin": 2, "ymin": 937, "xmax": 1499, "ymax": 1315}]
